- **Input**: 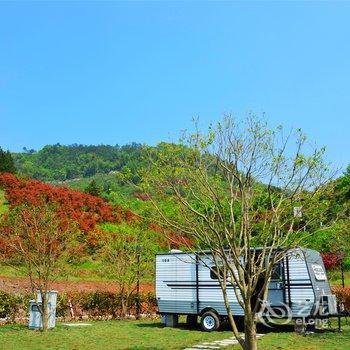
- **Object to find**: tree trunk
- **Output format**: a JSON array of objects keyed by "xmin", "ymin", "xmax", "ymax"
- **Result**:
[
  {"xmin": 121, "ymin": 295, "xmax": 127, "ymax": 317},
  {"xmin": 243, "ymin": 314, "xmax": 257, "ymax": 350},
  {"xmin": 41, "ymin": 294, "xmax": 49, "ymax": 332}
]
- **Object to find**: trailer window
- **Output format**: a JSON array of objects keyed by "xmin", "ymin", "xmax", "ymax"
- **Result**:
[{"xmin": 210, "ymin": 266, "xmax": 228, "ymax": 280}]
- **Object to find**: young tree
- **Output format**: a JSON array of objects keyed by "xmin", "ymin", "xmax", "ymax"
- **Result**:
[
  {"xmin": 0, "ymin": 147, "xmax": 16, "ymax": 174},
  {"xmin": 0, "ymin": 204, "xmax": 76, "ymax": 331},
  {"xmin": 141, "ymin": 115, "xmax": 333, "ymax": 350},
  {"xmin": 84, "ymin": 179, "xmax": 102, "ymax": 197},
  {"xmin": 98, "ymin": 222, "xmax": 153, "ymax": 317}
]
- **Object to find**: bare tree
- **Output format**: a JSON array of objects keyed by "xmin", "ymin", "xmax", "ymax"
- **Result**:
[
  {"xmin": 0, "ymin": 204, "xmax": 76, "ymax": 331},
  {"xmin": 141, "ymin": 115, "xmax": 333, "ymax": 350}
]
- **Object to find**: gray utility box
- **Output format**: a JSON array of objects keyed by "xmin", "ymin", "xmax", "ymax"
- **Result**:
[{"xmin": 29, "ymin": 291, "xmax": 58, "ymax": 330}]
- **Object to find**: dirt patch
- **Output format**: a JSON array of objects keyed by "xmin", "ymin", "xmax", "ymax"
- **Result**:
[{"xmin": 0, "ymin": 276, "xmax": 154, "ymax": 294}]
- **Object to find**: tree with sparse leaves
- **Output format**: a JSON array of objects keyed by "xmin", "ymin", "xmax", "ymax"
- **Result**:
[
  {"xmin": 0, "ymin": 204, "xmax": 77, "ymax": 331},
  {"xmin": 98, "ymin": 221, "xmax": 153, "ymax": 317},
  {"xmin": 141, "ymin": 115, "xmax": 333, "ymax": 350}
]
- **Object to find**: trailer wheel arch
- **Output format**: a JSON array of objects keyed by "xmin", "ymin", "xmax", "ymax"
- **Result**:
[{"xmin": 199, "ymin": 307, "xmax": 219, "ymax": 317}]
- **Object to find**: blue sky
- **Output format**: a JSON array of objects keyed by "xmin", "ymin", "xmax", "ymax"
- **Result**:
[{"xmin": 0, "ymin": 2, "xmax": 349, "ymax": 170}]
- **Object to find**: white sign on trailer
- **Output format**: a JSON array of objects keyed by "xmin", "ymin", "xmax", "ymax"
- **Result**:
[{"xmin": 311, "ymin": 264, "xmax": 327, "ymax": 281}]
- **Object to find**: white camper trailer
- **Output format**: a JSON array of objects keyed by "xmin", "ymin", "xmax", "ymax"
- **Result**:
[{"xmin": 156, "ymin": 248, "xmax": 338, "ymax": 331}]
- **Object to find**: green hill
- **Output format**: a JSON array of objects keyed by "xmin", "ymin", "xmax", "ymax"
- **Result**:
[
  {"xmin": 13, "ymin": 143, "xmax": 145, "ymax": 182},
  {"xmin": 7, "ymin": 143, "xmax": 350, "ymax": 262}
]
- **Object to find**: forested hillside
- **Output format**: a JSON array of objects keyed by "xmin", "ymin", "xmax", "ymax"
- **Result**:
[
  {"xmin": 4, "ymin": 143, "xmax": 350, "ymax": 269},
  {"xmin": 0, "ymin": 172, "xmax": 190, "ymax": 283},
  {"xmin": 13, "ymin": 143, "xmax": 145, "ymax": 182}
]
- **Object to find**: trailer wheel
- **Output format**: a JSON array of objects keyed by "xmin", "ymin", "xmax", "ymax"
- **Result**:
[{"xmin": 201, "ymin": 311, "xmax": 220, "ymax": 332}]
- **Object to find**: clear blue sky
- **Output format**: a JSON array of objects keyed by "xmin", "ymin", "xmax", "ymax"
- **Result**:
[{"xmin": 1, "ymin": 2, "xmax": 349, "ymax": 169}]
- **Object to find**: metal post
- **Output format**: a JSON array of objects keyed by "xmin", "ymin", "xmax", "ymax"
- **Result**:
[
  {"xmin": 341, "ymin": 260, "xmax": 345, "ymax": 288},
  {"xmin": 135, "ymin": 245, "xmax": 141, "ymax": 320}
]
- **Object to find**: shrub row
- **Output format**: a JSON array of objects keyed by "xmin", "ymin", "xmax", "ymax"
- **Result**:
[
  {"xmin": 57, "ymin": 291, "xmax": 157, "ymax": 319},
  {"xmin": 0, "ymin": 290, "xmax": 157, "ymax": 323},
  {"xmin": 2, "ymin": 288, "xmax": 350, "ymax": 323}
]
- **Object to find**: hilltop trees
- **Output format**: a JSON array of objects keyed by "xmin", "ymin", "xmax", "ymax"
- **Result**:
[
  {"xmin": 142, "ymin": 115, "xmax": 333, "ymax": 350},
  {"xmin": 0, "ymin": 147, "xmax": 16, "ymax": 174},
  {"xmin": 13, "ymin": 143, "xmax": 145, "ymax": 181}
]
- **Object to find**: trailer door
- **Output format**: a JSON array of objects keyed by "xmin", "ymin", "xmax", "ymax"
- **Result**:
[{"xmin": 268, "ymin": 262, "xmax": 285, "ymax": 306}]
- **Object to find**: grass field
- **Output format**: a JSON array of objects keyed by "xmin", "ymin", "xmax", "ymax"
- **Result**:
[{"xmin": 1, "ymin": 319, "xmax": 350, "ymax": 350}]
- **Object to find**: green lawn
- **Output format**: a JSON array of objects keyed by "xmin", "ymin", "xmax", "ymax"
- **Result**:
[
  {"xmin": 1, "ymin": 319, "xmax": 349, "ymax": 350},
  {"xmin": 255, "ymin": 325, "xmax": 350, "ymax": 350},
  {"xmin": 0, "ymin": 319, "xmax": 232, "ymax": 350}
]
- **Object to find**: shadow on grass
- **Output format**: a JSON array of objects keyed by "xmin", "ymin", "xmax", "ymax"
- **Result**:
[
  {"xmin": 0, "ymin": 324, "xmax": 28, "ymax": 332},
  {"xmin": 136, "ymin": 320, "xmax": 296, "ymax": 334},
  {"xmin": 257, "ymin": 322, "xmax": 294, "ymax": 333},
  {"xmin": 136, "ymin": 322, "xmax": 164, "ymax": 329}
]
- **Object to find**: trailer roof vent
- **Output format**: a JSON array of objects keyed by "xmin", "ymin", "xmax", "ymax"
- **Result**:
[{"xmin": 169, "ymin": 249, "xmax": 182, "ymax": 254}]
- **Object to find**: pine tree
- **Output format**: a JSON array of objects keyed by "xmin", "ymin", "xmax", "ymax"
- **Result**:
[
  {"xmin": 0, "ymin": 147, "xmax": 16, "ymax": 173},
  {"xmin": 84, "ymin": 179, "xmax": 101, "ymax": 197}
]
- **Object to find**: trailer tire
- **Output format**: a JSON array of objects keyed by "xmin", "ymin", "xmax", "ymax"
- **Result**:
[{"xmin": 201, "ymin": 311, "xmax": 220, "ymax": 332}]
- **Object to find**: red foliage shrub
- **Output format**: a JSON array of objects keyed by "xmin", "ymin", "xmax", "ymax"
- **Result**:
[
  {"xmin": 332, "ymin": 286, "xmax": 350, "ymax": 310},
  {"xmin": 0, "ymin": 173, "xmax": 191, "ymax": 250},
  {"xmin": 0, "ymin": 173, "xmax": 136, "ymax": 233},
  {"xmin": 133, "ymin": 192, "xmax": 151, "ymax": 201},
  {"xmin": 321, "ymin": 252, "xmax": 345, "ymax": 270},
  {"xmin": 149, "ymin": 223, "xmax": 192, "ymax": 249},
  {"xmin": 125, "ymin": 209, "xmax": 141, "ymax": 223}
]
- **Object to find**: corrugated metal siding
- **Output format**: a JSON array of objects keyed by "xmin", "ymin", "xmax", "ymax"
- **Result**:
[
  {"xmin": 156, "ymin": 249, "xmax": 317, "ymax": 317},
  {"xmin": 197, "ymin": 256, "xmax": 243, "ymax": 315},
  {"xmin": 285, "ymin": 249, "xmax": 315, "ymax": 316},
  {"xmin": 156, "ymin": 253, "xmax": 243, "ymax": 315},
  {"xmin": 156, "ymin": 254, "xmax": 196, "ymax": 302}
]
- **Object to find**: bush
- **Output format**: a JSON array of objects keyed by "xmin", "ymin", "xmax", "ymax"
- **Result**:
[
  {"xmin": 0, "ymin": 291, "xmax": 28, "ymax": 322},
  {"xmin": 79, "ymin": 291, "xmax": 120, "ymax": 317},
  {"xmin": 343, "ymin": 257, "xmax": 350, "ymax": 270},
  {"xmin": 321, "ymin": 252, "xmax": 345, "ymax": 270},
  {"xmin": 56, "ymin": 293, "xmax": 70, "ymax": 318},
  {"xmin": 77, "ymin": 291, "xmax": 157, "ymax": 318},
  {"xmin": 332, "ymin": 286, "xmax": 350, "ymax": 310}
]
